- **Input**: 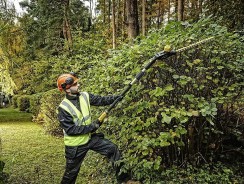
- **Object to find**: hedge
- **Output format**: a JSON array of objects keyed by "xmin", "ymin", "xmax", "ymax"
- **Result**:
[{"xmin": 36, "ymin": 89, "xmax": 63, "ymax": 136}]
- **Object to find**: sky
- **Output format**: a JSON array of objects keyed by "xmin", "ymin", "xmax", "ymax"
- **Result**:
[{"xmin": 12, "ymin": 0, "xmax": 22, "ymax": 14}]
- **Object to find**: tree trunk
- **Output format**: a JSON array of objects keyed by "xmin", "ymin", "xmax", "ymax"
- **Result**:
[
  {"xmin": 142, "ymin": 0, "xmax": 146, "ymax": 36},
  {"xmin": 108, "ymin": 0, "xmax": 111, "ymax": 24},
  {"xmin": 63, "ymin": 0, "xmax": 72, "ymax": 50},
  {"xmin": 157, "ymin": 0, "xmax": 163, "ymax": 28},
  {"xmin": 175, "ymin": 0, "xmax": 178, "ymax": 20},
  {"xmin": 126, "ymin": 0, "xmax": 139, "ymax": 40},
  {"xmin": 168, "ymin": 0, "xmax": 171, "ymax": 22},
  {"xmin": 112, "ymin": 0, "xmax": 116, "ymax": 49},
  {"xmin": 198, "ymin": 0, "xmax": 203, "ymax": 18},
  {"xmin": 178, "ymin": 0, "xmax": 184, "ymax": 21},
  {"xmin": 116, "ymin": 0, "xmax": 120, "ymax": 38},
  {"xmin": 103, "ymin": 0, "xmax": 106, "ymax": 23},
  {"xmin": 122, "ymin": 0, "xmax": 126, "ymax": 40},
  {"xmin": 89, "ymin": 0, "xmax": 93, "ymax": 16},
  {"xmin": 192, "ymin": 0, "xmax": 197, "ymax": 20}
]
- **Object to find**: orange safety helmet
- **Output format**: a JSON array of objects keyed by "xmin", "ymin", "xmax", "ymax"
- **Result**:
[{"xmin": 57, "ymin": 72, "xmax": 79, "ymax": 92}]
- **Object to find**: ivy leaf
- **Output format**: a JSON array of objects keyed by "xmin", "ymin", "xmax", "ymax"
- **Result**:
[
  {"xmin": 173, "ymin": 75, "xmax": 179, "ymax": 79},
  {"xmin": 161, "ymin": 112, "xmax": 172, "ymax": 124},
  {"xmin": 164, "ymin": 84, "xmax": 174, "ymax": 91},
  {"xmin": 160, "ymin": 141, "xmax": 171, "ymax": 147},
  {"xmin": 191, "ymin": 110, "xmax": 199, "ymax": 117},
  {"xmin": 142, "ymin": 150, "xmax": 149, "ymax": 156},
  {"xmin": 217, "ymin": 65, "xmax": 224, "ymax": 69},
  {"xmin": 193, "ymin": 59, "xmax": 201, "ymax": 65}
]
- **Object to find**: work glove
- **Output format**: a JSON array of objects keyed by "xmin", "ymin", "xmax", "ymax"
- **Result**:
[{"xmin": 90, "ymin": 119, "xmax": 101, "ymax": 133}]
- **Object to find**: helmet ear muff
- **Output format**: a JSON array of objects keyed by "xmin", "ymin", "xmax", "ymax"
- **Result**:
[
  {"xmin": 61, "ymin": 83, "xmax": 67, "ymax": 89},
  {"xmin": 65, "ymin": 77, "xmax": 74, "ymax": 85},
  {"xmin": 61, "ymin": 77, "xmax": 74, "ymax": 90}
]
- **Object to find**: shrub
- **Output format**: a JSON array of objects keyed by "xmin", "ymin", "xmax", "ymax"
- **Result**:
[
  {"xmin": 77, "ymin": 18, "xmax": 244, "ymax": 181},
  {"xmin": 29, "ymin": 93, "xmax": 43, "ymax": 117},
  {"xmin": 36, "ymin": 89, "xmax": 63, "ymax": 136},
  {"xmin": 17, "ymin": 95, "xmax": 31, "ymax": 112},
  {"xmin": 155, "ymin": 163, "xmax": 242, "ymax": 184},
  {"xmin": 12, "ymin": 95, "xmax": 20, "ymax": 108}
]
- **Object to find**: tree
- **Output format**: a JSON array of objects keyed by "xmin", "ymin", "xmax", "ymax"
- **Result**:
[
  {"xmin": 112, "ymin": 0, "xmax": 116, "ymax": 48},
  {"xmin": 178, "ymin": 0, "xmax": 184, "ymax": 21},
  {"xmin": 205, "ymin": 0, "xmax": 244, "ymax": 30},
  {"xmin": 141, "ymin": 0, "xmax": 146, "ymax": 36},
  {"xmin": 19, "ymin": 0, "xmax": 90, "ymax": 56},
  {"xmin": 126, "ymin": 0, "xmax": 139, "ymax": 40},
  {"xmin": 63, "ymin": 0, "xmax": 73, "ymax": 50}
]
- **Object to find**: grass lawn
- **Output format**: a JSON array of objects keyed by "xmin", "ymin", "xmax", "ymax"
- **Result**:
[
  {"xmin": 0, "ymin": 108, "xmax": 116, "ymax": 184},
  {"xmin": 0, "ymin": 108, "xmax": 32, "ymax": 122}
]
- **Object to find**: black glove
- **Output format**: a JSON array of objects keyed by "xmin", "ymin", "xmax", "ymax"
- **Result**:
[{"xmin": 90, "ymin": 119, "xmax": 101, "ymax": 132}]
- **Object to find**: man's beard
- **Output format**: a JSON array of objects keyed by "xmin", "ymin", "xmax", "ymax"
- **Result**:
[{"xmin": 70, "ymin": 88, "xmax": 79, "ymax": 95}]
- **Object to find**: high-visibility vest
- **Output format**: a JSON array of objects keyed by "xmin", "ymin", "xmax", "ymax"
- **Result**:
[{"xmin": 59, "ymin": 92, "xmax": 91, "ymax": 146}]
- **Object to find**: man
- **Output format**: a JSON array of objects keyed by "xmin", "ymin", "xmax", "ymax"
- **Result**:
[{"xmin": 56, "ymin": 72, "xmax": 130, "ymax": 184}]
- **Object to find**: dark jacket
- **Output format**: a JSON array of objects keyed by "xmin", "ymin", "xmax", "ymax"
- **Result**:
[{"xmin": 57, "ymin": 93, "xmax": 118, "ymax": 136}]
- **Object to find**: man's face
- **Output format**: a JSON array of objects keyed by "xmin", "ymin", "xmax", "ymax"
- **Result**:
[{"xmin": 67, "ymin": 82, "xmax": 80, "ymax": 94}]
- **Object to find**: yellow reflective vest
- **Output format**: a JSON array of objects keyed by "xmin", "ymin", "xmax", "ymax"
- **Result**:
[{"xmin": 58, "ymin": 92, "xmax": 92, "ymax": 146}]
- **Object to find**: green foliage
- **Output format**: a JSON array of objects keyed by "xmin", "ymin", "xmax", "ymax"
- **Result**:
[
  {"xmin": 0, "ymin": 108, "xmax": 32, "ymax": 122},
  {"xmin": 0, "ymin": 57, "xmax": 17, "ymax": 96},
  {"xmin": 18, "ymin": 0, "xmax": 91, "ymax": 57},
  {"xmin": 158, "ymin": 163, "xmax": 242, "ymax": 184},
  {"xmin": 205, "ymin": 0, "xmax": 244, "ymax": 30},
  {"xmin": 36, "ymin": 89, "xmax": 63, "ymax": 136},
  {"xmin": 29, "ymin": 93, "xmax": 43, "ymax": 117},
  {"xmin": 12, "ymin": 95, "xmax": 20, "ymax": 108},
  {"xmin": 17, "ymin": 95, "xmax": 30, "ymax": 112},
  {"xmin": 0, "ymin": 160, "xmax": 7, "ymax": 184},
  {"xmin": 87, "ymin": 18, "xmax": 244, "ymax": 181}
]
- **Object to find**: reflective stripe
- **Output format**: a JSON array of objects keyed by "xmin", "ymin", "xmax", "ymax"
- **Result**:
[
  {"xmin": 79, "ymin": 92, "xmax": 91, "ymax": 125},
  {"xmin": 80, "ymin": 115, "xmax": 90, "ymax": 123},
  {"xmin": 60, "ymin": 101, "xmax": 79, "ymax": 125},
  {"xmin": 80, "ymin": 92, "xmax": 90, "ymax": 114},
  {"xmin": 60, "ymin": 99, "xmax": 82, "ymax": 126},
  {"xmin": 59, "ymin": 92, "xmax": 92, "ymax": 146}
]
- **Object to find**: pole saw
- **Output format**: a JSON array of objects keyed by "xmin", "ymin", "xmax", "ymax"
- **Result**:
[{"xmin": 97, "ymin": 36, "xmax": 215, "ymax": 124}]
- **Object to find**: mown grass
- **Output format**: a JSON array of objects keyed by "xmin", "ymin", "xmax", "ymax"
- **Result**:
[
  {"xmin": 0, "ymin": 108, "xmax": 116, "ymax": 184},
  {"xmin": 0, "ymin": 108, "xmax": 32, "ymax": 122}
]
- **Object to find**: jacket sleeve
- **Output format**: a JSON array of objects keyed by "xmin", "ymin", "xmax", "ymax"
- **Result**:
[
  {"xmin": 89, "ymin": 93, "xmax": 119, "ymax": 106},
  {"xmin": 57, "ymin": 107, "xmax": 98, "ymax": 135}
]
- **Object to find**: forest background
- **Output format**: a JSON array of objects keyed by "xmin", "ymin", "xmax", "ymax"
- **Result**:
[{"xmin": 0, "ymin": 0, "xmax": 244, "ymax": 183}]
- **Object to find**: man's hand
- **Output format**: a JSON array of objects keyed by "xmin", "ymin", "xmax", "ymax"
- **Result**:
[{"xmin": 90, "ymin": 119, "xmax": 101, "ymax": 132}]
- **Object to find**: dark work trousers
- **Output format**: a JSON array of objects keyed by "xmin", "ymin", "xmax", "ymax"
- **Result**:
[{"xmin": 61, "ymin": 133, "xmax": 129, "ymax": 184}]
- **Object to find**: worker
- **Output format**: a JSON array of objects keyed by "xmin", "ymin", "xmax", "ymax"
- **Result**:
[{"xmin": 56, "ymin": 72, "xmax": 130, "ymax": 184}]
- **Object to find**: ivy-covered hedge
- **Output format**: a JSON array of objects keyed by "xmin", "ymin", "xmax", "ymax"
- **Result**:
[
  {"xmin": 109, "ymin": 19, "xmax": 243, "ymax": 182},
  {"xmin": 73, "ymin": 18, "xmax": 243, "ymax": 182}
]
